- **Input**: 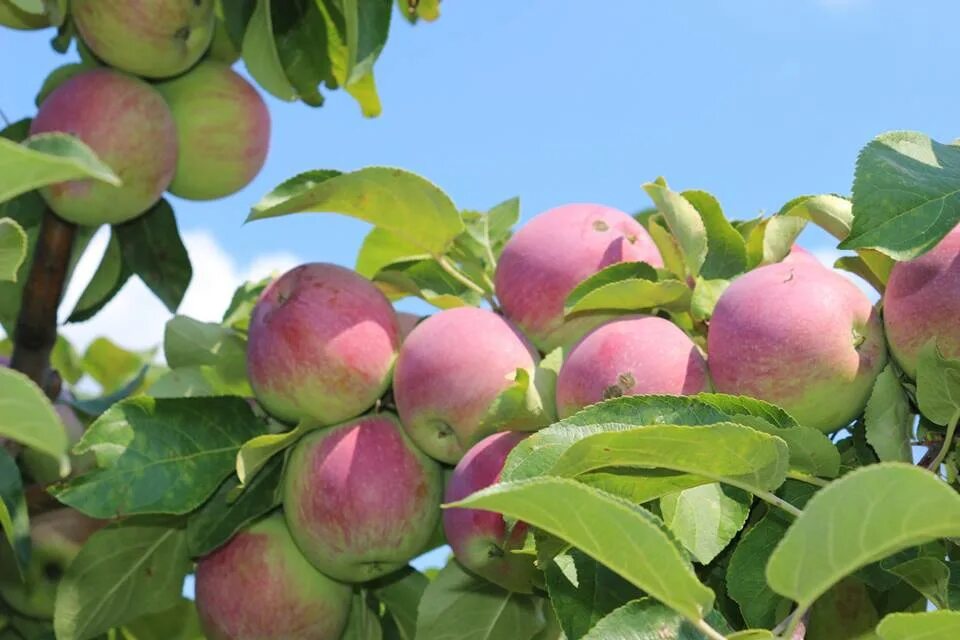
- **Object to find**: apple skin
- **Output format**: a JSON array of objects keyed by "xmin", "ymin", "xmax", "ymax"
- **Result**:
[
  {"xmin": 556, "ymin": 315, "xmax": 711, "ymax": 418},
  {"xmin": 29, "ymin": 68, "xmax": 177, "ymax": 225},
  {"xmin": 393, "ymin": 307, "xmax": 538, "ymax": 464},
  {"xmin": 155, "ymin": 61, "xmax": 270, "ymax": 201},
  {"xmin": 0, "ymin": 509, "xmax": 103, "ymax": 619},
  {"xmin": 71, "ymin": 0, "xmax": 214, "ymax": 78},
  {"xmin": 247, "ymin": 263, "xmax": 400, "ymax": 426},
  {"xmin": 282, "ymin": 413, "xmax": 443, "ymax": 582},
  {"xmin": 195, "ymin": 514, "xmax": 352, "ymax": 640},
  {"xmin": 0, "ymin": 0, "xmax": 49, "ymax": 29},
  {"xmin": 883, "ymin": 226, "xmax": 960, "ymax": 379},
  {"xmin": 443, "ymin": 431, "xmax": 537, "ymax": 593},
  {"xmin": 494, "ymin": 203, "xmax": 663, "ymax": 353},
  {"xmin": 396, "ymin": 311, "xmax": 422, "ymax": 343},
  {"xmin": 707, "ymin": 260, "xmax": 887, "ymax": 432}
]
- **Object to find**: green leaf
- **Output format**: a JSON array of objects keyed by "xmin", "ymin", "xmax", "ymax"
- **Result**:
[
  {"xmin": 120, "ymin": 597, "xmax": 205, "ymax": 640},
  {"xmin": 0, "ymin": 367, "xmax": 68, "ymax": 471},
  {"xmin": 876, "ymin": 611, "xmax": 960, "ymax": 640},
  {"xmin": 236, "ymin": 419, "xmax": 315, "ymax": 487},
  {"xmin": 415, "ymin": 561, "xmax": 548, "ymax": 640},
  {"xmin": 864, "ymin": 364, "xmax": 914, "ymax": 462},
  {"xmin": 456, "ymin": 197, "xmax": 519, "ymax": 271},
  {"xmin": 842, "ymin": 131, "xmax": 960, "ymax": 259},
  {"xmin": 766, "ymin": 463, "xmax": 960, "ymax": 610},
  {"xmin": 834, "ymin": 255, "xmax": 886, "ymax": 294},
  {"xmin": 689, "ymin": 277, "xmax": 729, "ymax": 322},
  {"xmin": 883, "ymin": 556, "xmax": 950, "ymax": 609},
  {"xmin": 915, "ymin": 341, "xmax": 960, "ymax": 425},
  {"xmin": 271, "ymin": 0, "xmax": 332, "ymax": 107},
  {"xmin": 549, "ymin": 423, "xmax": 790, "ymax": 496},
  {"xmin": 53, "ymin": 524, "xmax": 190, "ymax": 640},
  {"xmin": 70, "ymin": 365, "xmax": 149, "ymax": 417},
  {"xmin": 163, "ymin": 316, "xmax": 249, "ymax": 395},
  {"xmin": 646, "ymin": 217, "xmax": 687, "ymax": 278},
  {"xmin": 342, "ymin": 590, "xmax": 383, "ymax": 639},
  {"xmin": 778, "ymin": 194, "xmax": 852, "ymax": 241},
  {"xmin": 185, "ymin": 455, "xmax": 282, "ymax": 557},
  {"xmin": 81, "ymin": 337, "xmax": 150, "ymax": 395},
  {"xmin": 249, "ymin": 168, "xmax": 464, "ymax": 256},
  {"xmin": 448, "ymin": 477, "xmax": 715, "ymax": 621},
  {"xmin": 730, "ymin": 415, "xmax": 840, "ymax": 478},
  {"xmin": 221, "ymin": 277, "xmax": 270, "ymax": 332},
  {"xmin": 564, "ymin": 262, "xmax": 689, "ymax": 316},
  {"xmin": 52, "ymin": 397, "xmax": 266, "ymax": 518},
  {"xmin": 479, "ymin": 368, "xmax": 553, "ymax": 434},
  {"xmin": 50, "ymin": 335, "xmax": 84, "ymax": 386},
  {"xmin": 660, "ymin": 484, "xmax": 752, "ymax": 564},
  {"xmin": 760, "ymin": 216, "xmax": 807, "ymax": 265},
  {"xmin": 115, "ymin": 200, "xmax": 192, "ymax": 314},
  {"xmin": 643, "ymin": 180, "xmax": 707, "ymax": 277},
  {"xmin": 0, "ymin": 133, "xmax": 120, "ymax": 204},
  {"xmin": 147, "ymin": 366, "xmax": 229, "ymax": 399},
  {"xmin": 806, "ymin": 577, "xmax": 879, "ymax": 640},
  {"xmin": 0, "ymin": 448, "xmax": 29, "ymax": 575},
  {"xmin": 356, "ymin": 227, "xmax": 430, "ymax": 278},
  {"xmin": 374, "ymin": 259, "xmax": 481, "ymax": 308},
  {"xmin": 241, "ymin": 0, "xmax": 297, "ymax": 101},
  {"xmin": 371, "ymin": 566, "xmax": 429, "ymax": 640},
  {"xmin": 544, "ymin": 549, "xmax": 642, "ymax": 640},
  {"xmin": 0, "ymin": 218, "xmax": 27, "ymax": 282},
  {"xmin": 67, "ymin": 230, "xmax": 131, "ymax": 323},
  {"xmin": 580, "ymin": 598, "xmax": 730, "ymax": 640},
  {"xmin": 682, "ymin": 190, "xmax": 748, "ymax": 279}
]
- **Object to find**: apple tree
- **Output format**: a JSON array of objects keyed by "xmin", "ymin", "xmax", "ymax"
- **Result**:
[{"xmin": 2, "ymin": 2, "xmax": 960, "ymax": 639}]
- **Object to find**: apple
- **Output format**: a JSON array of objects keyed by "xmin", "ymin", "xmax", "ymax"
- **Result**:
[
  {"xmin": 883, "ymin": 225, "xmax": 960, "ymax": 378},
  {"xmin": 247, "ymin": 263, "xmax": 400, "ymax": 425},
  {"xmin": 282, "ymin": 413, "xmax": 443, "ymax": 582},
  {"xmin": 29, "ymin": 68, "xmax": 177, "ymax": 225},
  {"xmin": 556, "ymin": 315, "xmax": 711, "ymax": 418},
  {"xmin": 0, "ymin": 509, "xmax": 102, "ymax": 618},
  {"xmin": 155, "ymin": 61, "xmax": 270, "ymax": 201},
  {"xmin": 71, "ymin": 0, "xmax": 214, "ymax": 78},
  {"xmin": 495, "ymin": 203, "xmax": 663, "ymax": 352},
  {"xmin": 396, "ymin": 311, "xmax": 422, "ymax": 342},
  {"xmin": 0, "ymin": 0, "xmax": 49, "ymax": 29},
  {"xmin": 443, "ymin": 431, "xmax": 537, "ymax": 592},
  {"xmin": 393, "ymin": 306, "xmax": 538, "ymax": 463},
  {"xmin": 195, "ymin": 514, "xmax": 351, "ymax": 640},
  {"xmin": 707, "ymin": 260, "xmax": 887, "ymax": 432}
]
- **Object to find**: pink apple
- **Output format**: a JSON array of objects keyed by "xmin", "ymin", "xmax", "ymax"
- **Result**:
[
  {"xmin": 494, "ymin": 203, "xmax": 663, "ymax": 352},
  {"xmin": 708, "ymin": 260, "xmax": 887, "ymax": 432},
  {"xmin": 883, "ymin": 225, "xmax": 960, "ymax": 379},
  {"xmin": 155, "ymin": 61, "xmax": 270, "ymax": 201},
  {"xmin": 247, "ymin": 263, "xmax": 400, "ymax": 425},
  {"xmin": 282, "ymin": 413, "xmax": 443, "ymax": 582},
  {"xmin": 444, "ymin": 431, "xmax": 537, "ymax": 592},
  {"xmin": 556, "ymin": 315, "xmax": 710, "ymax": 418},
  {"xmin": 396, "ymin": 311, "xmax": 422, "ymax": 342},
  {"xmin": 71, "ymin": 0, "xmax": 214, "ymax": 78},
  {"xmin": 393, "ymin": 307, "xmax": 538, "ymax": 463},
  {"xmin": 195, "ymin": 514, "xmax": 351, "ymax": 640},
  {"xmin": 29, "ymin": 69, "xmax": 177, "ymax": 225}
]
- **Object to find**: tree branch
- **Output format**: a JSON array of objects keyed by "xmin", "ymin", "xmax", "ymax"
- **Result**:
[{"xmin": 10, "ymin": 209, "xmax": 75, "ymax": 400}]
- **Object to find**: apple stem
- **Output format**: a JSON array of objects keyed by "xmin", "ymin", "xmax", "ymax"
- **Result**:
[
  {"xmin": 785, "ymin": 470, "xmax": 829, "ymax": 488},
  {"xmin": 10, "ymin": 209, "xmax": 76, "ymax": 401}
]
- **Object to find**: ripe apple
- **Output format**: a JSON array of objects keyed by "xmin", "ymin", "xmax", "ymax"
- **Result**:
[
  {"xmin": 393, "ymin": 307, "xmax": 538, "ymax": 463},
  {"xmin": 0, "ymin": 0, "xmax": 49, "ymax": 29},
  {"xmin": 707, "ymin": 260, "xmax": 887, "ymax": 432},
  {"xmin": 556, "ymin": 315, "xmax": 711, "ymax": 418},
  {"xmin": 0, "ymin": 509, "xmax": 102, "ymax": 618},
  {"xmin": 883, "ymin": 225, "xmax": 960, "ymax": 378},
  {"xmin": 155, "ymin": 61, "xmax": 270, "ymax": 201},
  {"xmin": 71, "ymin": 0, "xmax": 214, "ymax": 78},
  {"xmin": 282, "ymin": 413, "xmax": 443, "ymax": 582},
  {"xmin": 396, "ymin": 311, "xmax": 422, "ymax": 342},
  {"xmin": 495, "ymin": 203, "xmax": 663, "ymax": 352},
  {"xmin": 443, "ymin": 431, "xmax": 537, "ymax": 592},
  {"xmin": 247, "ymin": 263, "xmax": 400, "ymax": 425},
  {"xmin": 195, "ymin": 514, "xmax": 351, "ymax": 640},
  {"xmin": 29, "ymin": 68, "xmax": 177, "ymax": 225}
]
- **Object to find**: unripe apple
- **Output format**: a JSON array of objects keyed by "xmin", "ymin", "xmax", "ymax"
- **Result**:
[
  {"xmin": 195, "ymin": 514, "xmax": 351, "ymax": 640},
  {"xmin": 444, "ymin": 431, "xmax": 537, "ymax": 593},
  {"xmin": 556, "ymin": 315, "xmax": 710, "ymax": 418},
  {"xmin": 29, "ymin": 68, "xmax": 177, "ymax": 225},
  {"xmin": 247, "ymin": 263, "xmax": 400, "ymax": 425},
  {"xmin": 0, "ymin": 0, "xmax": 49, "ymax": 29},
  {"xmin": 708, "ymin": 260, "xmax": 887, "ymax": 432},
  {"xmin": 155, "ymin": 61, "xmax": 270, "ymax": 201},
  {"xmin": 71, "ymin": 0, "xmax": 214, "ymax": 78},
  {"xmin": 282, "ymin": 414, "xmax": 443, "ymax": 582},
  {"xmin": 393, "ymin": 307, "xmax": 538, "ymax": 463},
  {"xmin": 0, "ymin": 509, "xmax": 102, "ymax": 618},
  {"xmin": 495, "ymin": 203, "xmax": 663, "ymax": 353},
  {"xmin": 883, "ymin": 226, "xmax": 960, "ymax": 378}
]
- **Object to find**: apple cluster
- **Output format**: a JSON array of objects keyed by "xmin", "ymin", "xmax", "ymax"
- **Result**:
[
  {"xmin": 191, "ymin": 202, "xmax": 960, "ymax": 639},
  {"xmin": 27, "ymin": 0, "xmax": 270, "ymax": 225}
]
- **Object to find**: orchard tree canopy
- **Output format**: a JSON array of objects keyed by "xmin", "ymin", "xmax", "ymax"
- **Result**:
[{"xmin": 2, "ymin": 2, "xmax": 960, "ymax": 640}]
